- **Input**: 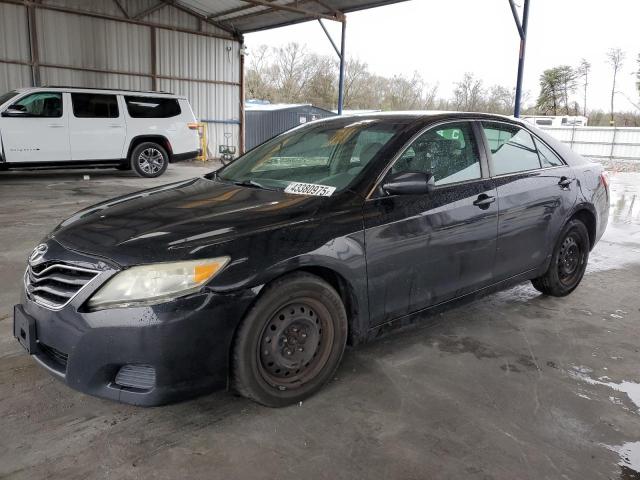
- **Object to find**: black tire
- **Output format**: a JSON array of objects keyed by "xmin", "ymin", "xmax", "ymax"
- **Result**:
[
  {"xmin": 531, "ymin": 219, "xmax": 590, "ymax": 296},
  {"xmin": 232, "ymin": 272, "xmax": 348, "ymax": 407},
  {"xmin": 130, "ymin": 142, "xmax": 168, "ymax": 178}
]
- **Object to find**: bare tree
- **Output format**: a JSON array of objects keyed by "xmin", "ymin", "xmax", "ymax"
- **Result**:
[
  {"xmin": 606, "ymin": 48, "xmax": 625, "ymax": 125},
  {"xmin": 576, "ymin": 58, "xmax": 591, "ymax": 116},
  {"xmin": 246, "ymin": 45, "xmax": 273, "ymax": 101},
  {"xmin": 453, "ymin": 73, "xmax": 484, "ymax": 111},
  {"xmin": 485, "ymin": 85, "xmax": 514, "ymax": 114},
  {"xmin": 636, "ymin": 53, "xmax": 640, "ymax": 99},
  {"xmin": 556, "ymin": 65, "xmax": 578, "ymax": 114}
]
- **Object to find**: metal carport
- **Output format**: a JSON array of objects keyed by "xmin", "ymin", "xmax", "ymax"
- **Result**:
[{"xmin": 0, "ymin": 0, "xmax": 529, "ymax": 155}]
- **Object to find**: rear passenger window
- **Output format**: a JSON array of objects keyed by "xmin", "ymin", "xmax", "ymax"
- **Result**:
[
  {"xmin": 534, "ymin": 138, "xmax": 563, "ymax": 167},
  {"xmin": 393, "ymin": 122, "xmax": 481, "ymax": 186},
  {"xmin": 482, "ymin": 123, "xmax": 541, "ymax": 175},
  {"xmin": 125, "ymin": 96, "xmax": 181, "ymax": 118},
  {"xmin": 72, "ymin": 93, "xmax": 118, "ymax": 118}
]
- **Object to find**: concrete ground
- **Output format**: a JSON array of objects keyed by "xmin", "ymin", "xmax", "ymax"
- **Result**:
[{"xmin": 1, "ymin": 163, "xmax": 639, "ymax": 480}]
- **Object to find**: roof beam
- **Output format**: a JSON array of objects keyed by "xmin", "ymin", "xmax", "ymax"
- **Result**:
[
  {"xmin": 161, "ymin": 1, "xmax": 239, "ymax": 35},
  {"xmin": 133, "ymin": 1, "xmax": 167, "ymax": 20},
  {"xmin": 112, "ymin": 0, "xmax": 130, "ymax": 19},
  {"xmin": 237, "ymin": 0, "xmax": 344, "ymax": 22}
]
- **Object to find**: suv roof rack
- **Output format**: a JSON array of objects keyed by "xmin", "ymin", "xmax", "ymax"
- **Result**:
[{"xmin": 41, "ymin": 85, "xmax": 174, "ymax": 95}]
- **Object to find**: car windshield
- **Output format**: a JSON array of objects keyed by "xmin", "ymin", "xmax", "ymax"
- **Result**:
[
  {"xmin": 0, "ymin": 90, "xmax": 19, "ymax": 107},
  {"xmin": 217, "ymin": 119, "xmax": 402, "ymax": 193}
]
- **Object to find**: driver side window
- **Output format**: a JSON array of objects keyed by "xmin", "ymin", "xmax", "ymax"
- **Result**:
[
  {"xmin": 392, "ymin": 122, "xmax": 481, "ymax": 186},
  {"xmin": 10, "ymin": 92, "xmax": 63, "ymax": 118}
]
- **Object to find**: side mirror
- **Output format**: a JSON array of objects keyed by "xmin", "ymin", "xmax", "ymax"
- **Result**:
[
  {"xmin": 2, "ymin": 105, "xmax": 26, "ymax": 117},
  {"xmin": 382, "ymin": 171, "xmax": 434, "ymax": 195}
]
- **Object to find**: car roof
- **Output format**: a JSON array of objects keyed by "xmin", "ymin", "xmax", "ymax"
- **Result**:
[
  {"xmin": 14, "ymin": 86, "xmax": 186, "ymax": 99},
  {"xmin": 340, "ymin": 110, "xmax": 520, "ymax": 122},
  {"xmin": 309, "ymin": 110, "xmax": 525, "ymax": 129}
]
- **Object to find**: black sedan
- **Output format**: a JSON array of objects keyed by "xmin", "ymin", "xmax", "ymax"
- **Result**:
[{"xmin": 14, "ymin": 112, "xmax": 609, "ymax": 407}]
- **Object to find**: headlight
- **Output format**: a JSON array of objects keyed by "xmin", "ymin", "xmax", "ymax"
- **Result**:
[{"xmin": 87, "ymin": 257, "xmax": 230, "ymax": 310}]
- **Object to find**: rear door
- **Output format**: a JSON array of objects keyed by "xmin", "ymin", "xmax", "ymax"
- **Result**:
[
  {"xmin": 364, "ymin": 121, "xmax": 498, "ymax": 326},
  {"xmin": 0, "ymin": 91, "xmax": 70, "ymax": 163},
  {"xmin": 480, "ymin": 121, "xmax": 577, "ymax": 281},
  {"xmin": 69, "ymin": 92, "xmax": 126, "ymax": 161}
]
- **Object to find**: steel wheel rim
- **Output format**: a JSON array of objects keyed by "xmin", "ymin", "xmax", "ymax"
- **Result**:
[
  {"xmin": 558, "ymin": 233, "xmax": 583, "ymax": 285},
  {"xmin": 138, "ymin": 148, "xmax": 164, "ymax": 174},
  {"xmin": 257, "ymin": 299, "xmax": 334, "ymax": 389}
]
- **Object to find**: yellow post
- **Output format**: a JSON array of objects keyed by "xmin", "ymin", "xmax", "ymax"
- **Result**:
[{"xmin": 196, "ymin": 123, "xmax": 208, "ymax": 162}]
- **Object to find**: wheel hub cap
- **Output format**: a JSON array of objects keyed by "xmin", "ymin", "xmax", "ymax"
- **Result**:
[
  {"xmin": 558, "ymin": 235, "xmax": 580, "ymax": 278},
  {"xmin": 138, "ymin": 148, "xmax": 164, "ymax": 174},
  {"xmin": 259, "ymin": 303, "xmax": 323, "ymax": 381}
]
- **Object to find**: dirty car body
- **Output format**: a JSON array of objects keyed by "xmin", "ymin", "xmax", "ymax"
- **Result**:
[{"xmin": 14, "ymin": 112, "xmax": 609, "ymax": 405}]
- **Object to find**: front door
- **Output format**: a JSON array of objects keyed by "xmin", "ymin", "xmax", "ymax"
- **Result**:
[
  {"xmin": 69, "ymin": 92, "xmax": 126, "ymax": 161},
  {"xmin": 480, "ymin": 121, "xmax": 578, "ymax": 281},
  {"xmin": 0, "ymin": 91, "xmax": 70, "ymax": 163},
  {"xmin": 364, "ymin": 121, "xmax": 498, "ymax": 326}
]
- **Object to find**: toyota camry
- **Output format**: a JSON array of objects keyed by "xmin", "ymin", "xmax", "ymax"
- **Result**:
[{"xmin": 14, "ymin": 112, "xmax": 609, "ymax": 407}]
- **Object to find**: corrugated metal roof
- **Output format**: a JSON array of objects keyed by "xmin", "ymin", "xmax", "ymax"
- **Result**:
[{"xmin": 176, "ymin": 0, "xmax": 409, "ymax": 33}]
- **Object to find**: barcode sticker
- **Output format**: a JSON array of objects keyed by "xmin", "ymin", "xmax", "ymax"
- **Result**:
[{"xmin": 284, "ymin": 182, "xmax": 336, "ymax": 197}]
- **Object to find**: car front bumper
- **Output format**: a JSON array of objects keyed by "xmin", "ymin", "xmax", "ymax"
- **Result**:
[{"xmin": 15, "ymin": 287, "xmax": 257, "ymax": 406}]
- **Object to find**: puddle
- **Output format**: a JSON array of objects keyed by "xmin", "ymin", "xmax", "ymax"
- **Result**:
[
  {"xmin": 606, "ymin": 442, "xmax": 640, "ymax": 479},
  {"xmin": 609, "ymin": 173, "xmax": 640, "ymax": 228},
  {"xmin": 569, "ymin": 366, "xmax": 640, "ymax": 413}
]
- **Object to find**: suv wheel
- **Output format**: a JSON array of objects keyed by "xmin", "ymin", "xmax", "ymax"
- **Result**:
[
  {"xmin": 130, "ymin": 142, "xmax": 168, "ymax": 178},
  {"xmin": 531, "ymin": 219, "xmax": 590, "ymax": 296},
  {"xmin": 232, "ymin": 272, "xmax": 348, "ymax": 407}
]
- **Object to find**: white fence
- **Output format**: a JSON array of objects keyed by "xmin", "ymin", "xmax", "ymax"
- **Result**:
[{"xmin": 539, "ymin": 126, "xmax": 640, "ymax": 164}]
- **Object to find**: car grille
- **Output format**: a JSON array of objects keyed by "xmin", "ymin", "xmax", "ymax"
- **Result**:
[{"xmin": 25, "ymin": 262, "xmax": 99, "ymax": 310}]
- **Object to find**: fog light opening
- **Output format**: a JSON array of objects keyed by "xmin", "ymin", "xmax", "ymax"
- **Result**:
[{"xmin": 114, "ymin": 364, "xmax": 156, "ymax": 391}]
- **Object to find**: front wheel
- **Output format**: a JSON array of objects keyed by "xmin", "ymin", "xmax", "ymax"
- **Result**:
[
  {"xmin": 130, "ymin": 142, "xmax": 168, "ymax": 178},
  {"xmin": 232, "ymin": 272, "xmax": 348, "ymax": 407},
  {"xmin": 531, "ymin": 219, "xmax": 590, "ymax": 296}
]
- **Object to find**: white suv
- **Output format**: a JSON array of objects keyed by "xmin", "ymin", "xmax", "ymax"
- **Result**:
[{"xmin": 0, "ymin": 87, "xmax": 201, "ymax": 178}]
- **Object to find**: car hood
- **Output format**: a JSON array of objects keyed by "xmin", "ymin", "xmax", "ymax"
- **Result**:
[{"xmin": 52, "ymin": 177, "xmax": 326, "ymax": 266}]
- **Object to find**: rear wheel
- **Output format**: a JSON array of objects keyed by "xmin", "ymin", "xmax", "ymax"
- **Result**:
[
  {"xmin": 130, "ymin": 142, "xmax": 168, "ymax": 178},
  {"xmin": 232, "ymin": 272, "xmax": 348, "ymax": 407},
  {"xmin": 531, "ymin": 219, "xmax": 590, "ymax": 296}
]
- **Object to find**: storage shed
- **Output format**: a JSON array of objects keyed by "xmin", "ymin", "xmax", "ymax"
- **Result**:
[{"xmin": 245, "ymin": 103, "xmax": 335, "ymax": 150}]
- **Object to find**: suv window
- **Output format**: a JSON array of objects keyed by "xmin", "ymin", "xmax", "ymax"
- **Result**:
[
  {"xmin": 534, "ymin": 138, "xmax": 563, "ymax": 167},
  {"xmin": 392, "ymin": 122, "xmax": 481, "ymax": 186},
  {"xmin": 72, "ymin": 93, "xmax": 119, "ymax": 118},
  {"xmin": 0, "ymin": 90, "xmax": 19, "ymax": 106},
  {"xmin": 9, "ymin": 92, "xmax": 62, "ymax": 117},
  {"xmin": 125, "ymin": 96, "xmax": 181, "ymax": 118},
  {"xmin": 482, "ymin": 122, "xmax": 541, "ymax": 175}
]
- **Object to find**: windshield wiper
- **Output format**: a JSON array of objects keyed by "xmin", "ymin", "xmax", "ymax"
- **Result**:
[{"xmin": 232, "ymin": 179, "xmax": 275, "ymax": 191}]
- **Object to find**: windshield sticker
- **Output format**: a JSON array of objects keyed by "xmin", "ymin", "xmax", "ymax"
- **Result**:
[{"xmin": 284, "ymin": 182, "xmax": 336, "ymax": 197}]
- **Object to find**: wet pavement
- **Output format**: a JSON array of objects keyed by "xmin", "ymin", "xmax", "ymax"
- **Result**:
[{"xmin": 0, "ymin": 165, "xmax": 639, "ymax": 479}]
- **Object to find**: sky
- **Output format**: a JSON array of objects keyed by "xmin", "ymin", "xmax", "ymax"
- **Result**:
[{"xmin": 246, "ymin": 0, "xmax": 640, "ymax": 112}]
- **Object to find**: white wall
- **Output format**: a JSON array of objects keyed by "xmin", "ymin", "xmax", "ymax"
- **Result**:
[{"xmin": 539, "ymin": 126, "xmax": 640, "ymax": 164}]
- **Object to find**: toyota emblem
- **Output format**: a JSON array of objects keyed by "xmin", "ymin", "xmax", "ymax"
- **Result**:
[{"xmin": 29, "ymin": 243, "xmax": 48, "ymax": 264}]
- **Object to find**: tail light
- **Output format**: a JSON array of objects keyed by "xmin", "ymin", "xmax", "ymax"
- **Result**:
[
  {"xmin": 600, "ymin": 171, "xmax": 609, "ymax": 190},
  {"xmin": 187, "ymin": 122, "xmax": 200, "ymax": 130}
]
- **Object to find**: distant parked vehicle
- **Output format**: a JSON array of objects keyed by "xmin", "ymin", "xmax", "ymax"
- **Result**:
[
  {"xmin": 0, "ymin": 87, "xmax": 201, "ymax": 177},
  {"xmin": 522, "ymin": 115, "xmax": 588, "ymax": 127}
]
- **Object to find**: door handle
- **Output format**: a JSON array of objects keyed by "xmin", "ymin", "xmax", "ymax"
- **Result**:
[
  {"xmin": 558, "ymin": 176, "xmax": 574, "ymax": 189},
  {"xmin": 47, "ymin": 124, "xmax": 64, "ymax": 128},
  {"xmin": 473, "ymin": 194, "xmax": 496, "ymax": 209},
  {"xmin": 108, "ymin": 124, "xmax": 122, "ymax": 128}
]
